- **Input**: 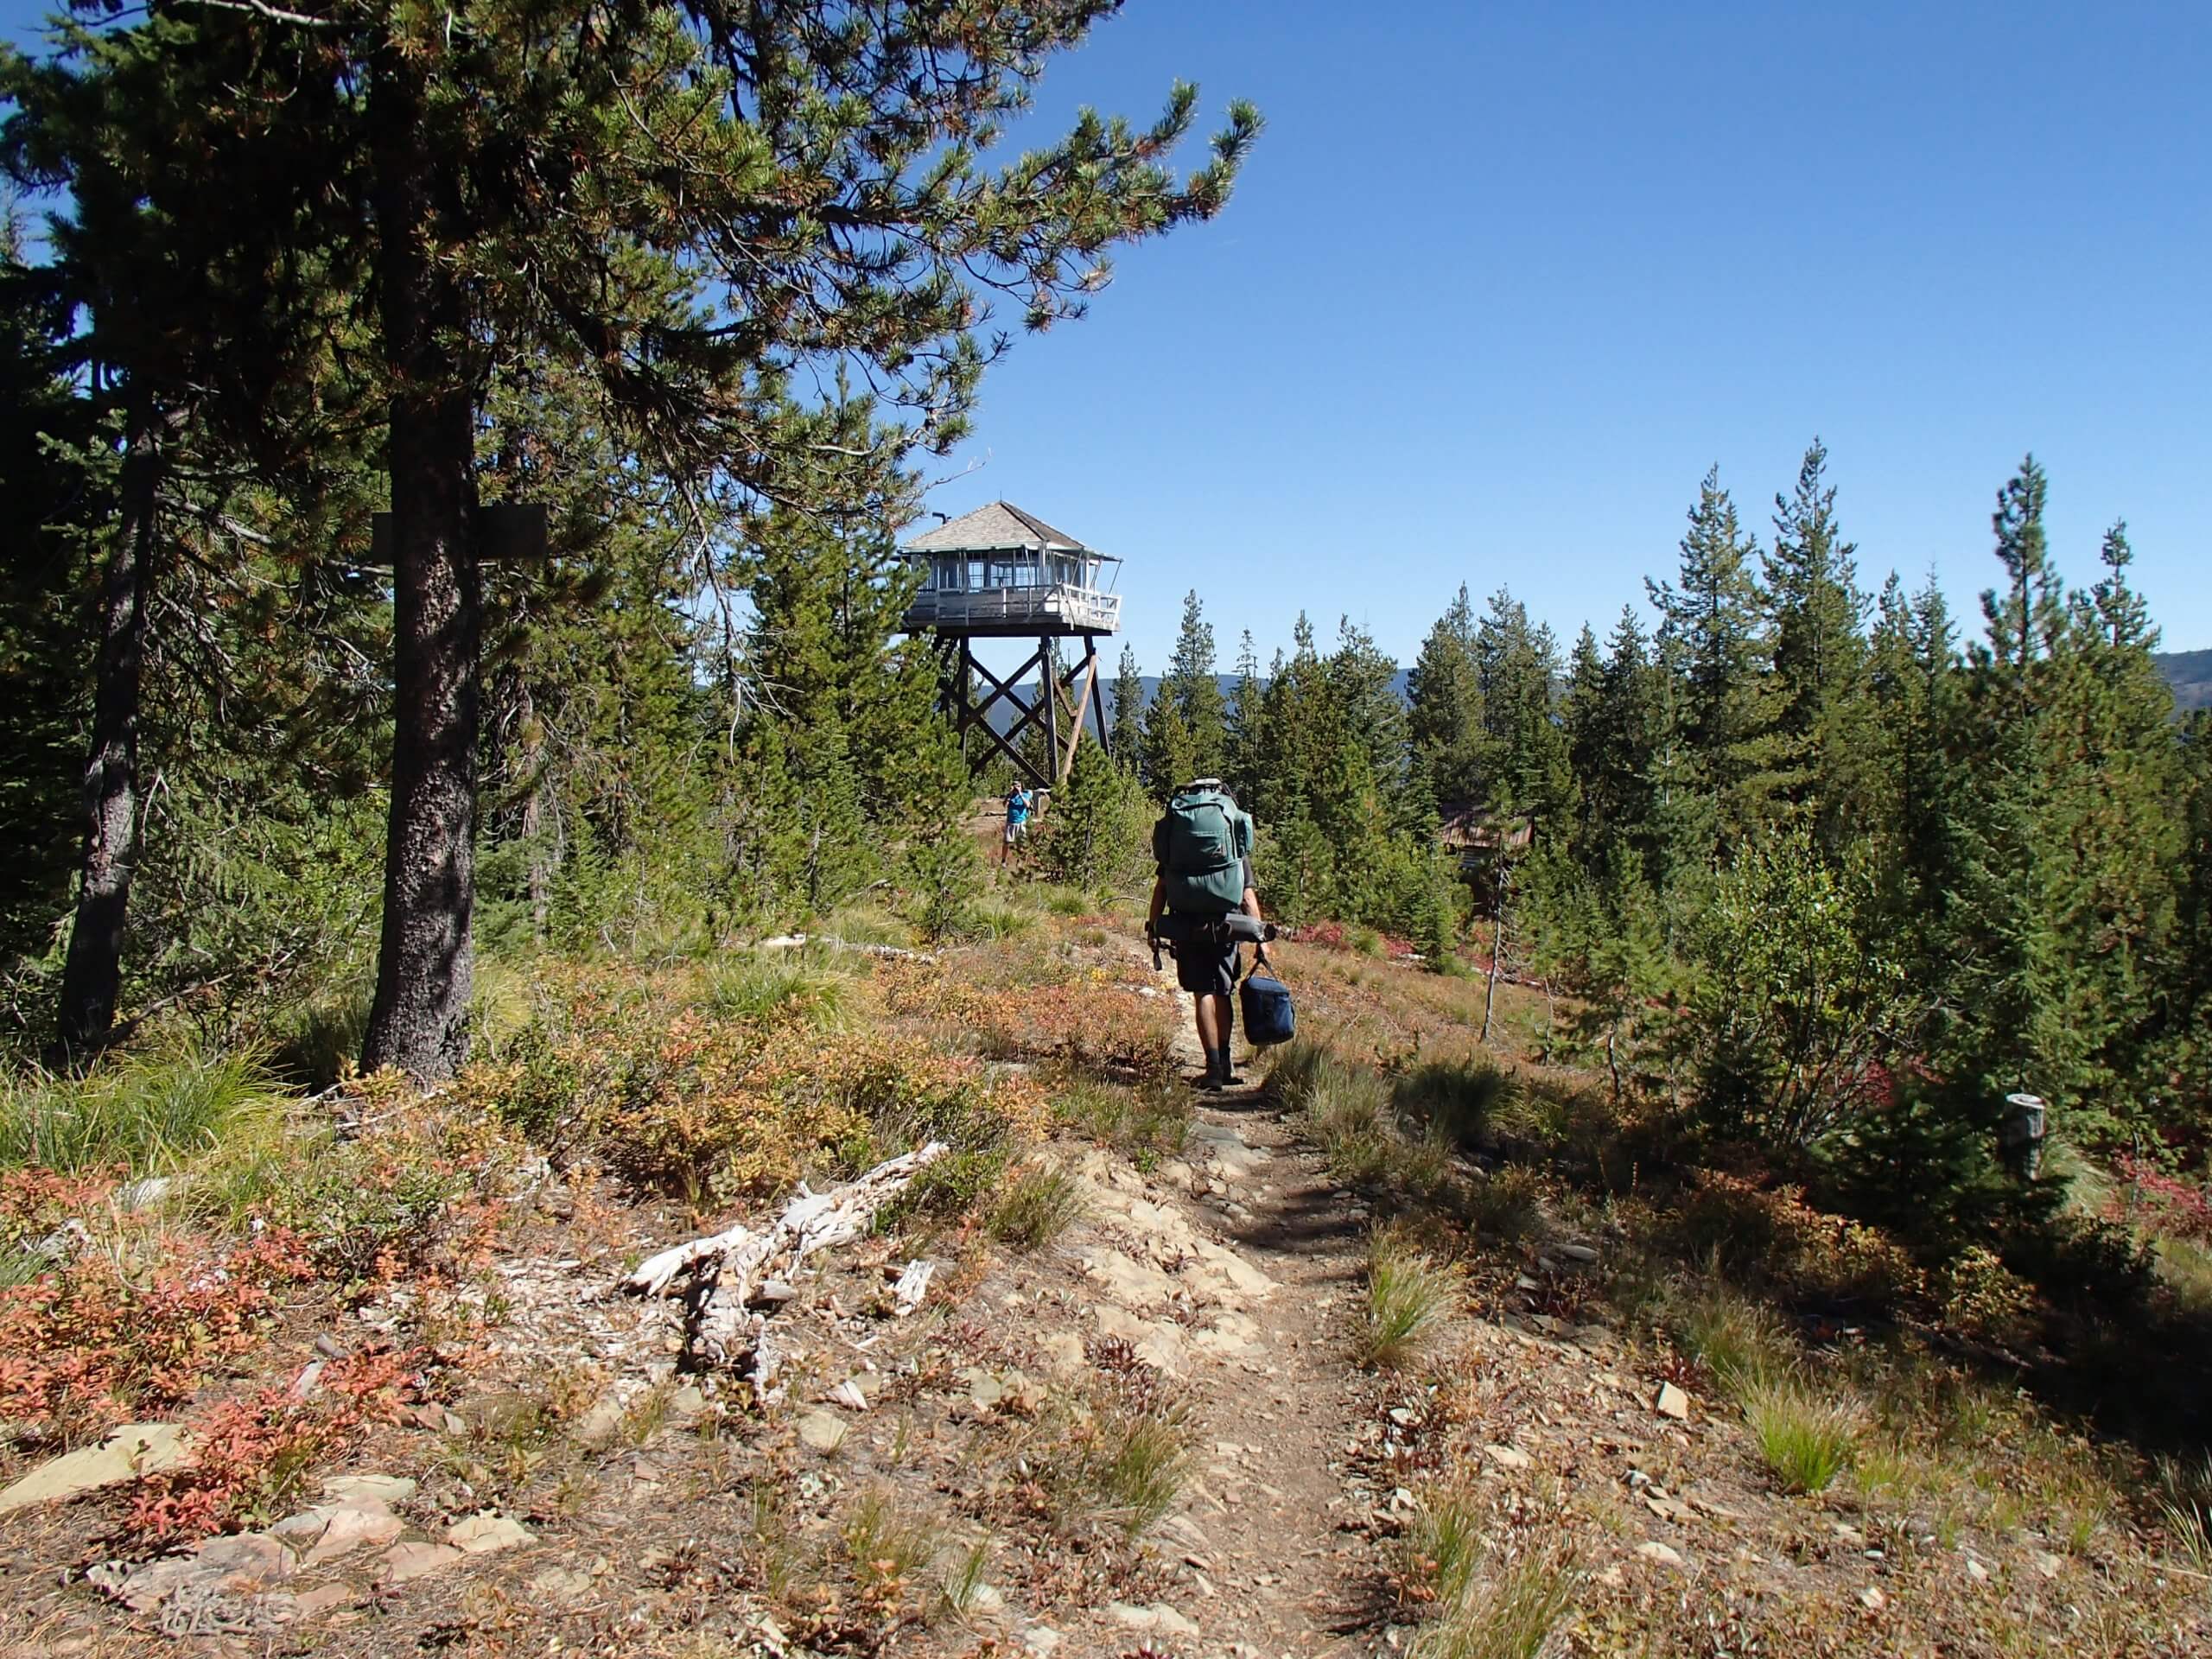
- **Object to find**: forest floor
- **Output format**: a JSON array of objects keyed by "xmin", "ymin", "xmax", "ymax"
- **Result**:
[{"xmin": 3, "ymin": 892, "xmax": 2211, "ymax": 1657}]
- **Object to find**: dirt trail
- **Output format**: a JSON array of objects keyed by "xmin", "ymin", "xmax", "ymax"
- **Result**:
[{"xmin": 1060, "ymin": 962, "xmax": 1383, "ymax": 1656}]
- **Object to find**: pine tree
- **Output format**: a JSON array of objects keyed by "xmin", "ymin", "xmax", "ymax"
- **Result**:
[
  {"xmin": 1765, "ymin": 440, "xmax": 1874, "ymax": 850},
  {"xmin": 1160, "ymin": 589, "xmax": 1228, "ymax": 782},
  {"xmin": 29, "ymin": 3, "xmax": 1258, "ymax": 1076},
  {"xmin": 1648, "ymin": 467, "xmax": 1784, "ymax": 844},
  {"xmin": 1109, "ymin": 644, "xmax": 1146, "ymax": 773},
  {"xmin": 1224, "ymin": 630, "xmax": 1267, "ymax": 807},
  {"xmin": 1408, "ymin": 584, "xmax": 1483, "ymax": 806}
]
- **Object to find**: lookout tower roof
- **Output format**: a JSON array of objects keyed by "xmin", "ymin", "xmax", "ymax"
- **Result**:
[{"xmin": 901, "ymin": 500, "xmax": 1114, "ymax": 561}]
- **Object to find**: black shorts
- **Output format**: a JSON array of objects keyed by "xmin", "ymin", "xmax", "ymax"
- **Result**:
[{"xmin": 1172, "ymin": 924, "xmax": 1241, "ymax": 998}]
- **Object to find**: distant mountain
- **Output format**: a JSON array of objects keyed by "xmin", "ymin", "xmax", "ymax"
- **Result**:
[{"xmin": 2158, "ymin": 651, "xmax": 2212, "ymax": 714}]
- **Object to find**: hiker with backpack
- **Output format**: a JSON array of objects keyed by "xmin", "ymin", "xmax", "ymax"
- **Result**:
[
  {"xmin": 1147, "ymin": 779, "xmax": 1291, "ymax": 1090},
  {"xmin": 1001, "ymin": 783, "xmax": 1037, "ymax": 866}
]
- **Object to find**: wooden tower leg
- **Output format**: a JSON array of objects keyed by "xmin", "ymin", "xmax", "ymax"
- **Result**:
[
  {"xmin": 1058, "ymin": 636, "xmax": 1101, "ymax": 785},
  {"xmin": 1039, "ymin": 637, "xmax": 1060, "ymax": 797}
]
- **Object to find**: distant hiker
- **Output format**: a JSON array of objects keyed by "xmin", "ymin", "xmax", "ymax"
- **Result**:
[
  {"xmin": 1001, "ymin": 784, "xmax": 1036, "ymax": 865},
  {"xmin": 1147, "ymin": 779, "xmax": 1275, "ymax": 1090}
]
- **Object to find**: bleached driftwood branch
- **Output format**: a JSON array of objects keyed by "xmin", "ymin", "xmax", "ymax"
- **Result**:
[
  {"xmin": 754, "ymin": 932, "xmax": 936, "ymax": 962},
  {"xmin": 620, "ymin": 1143, "xmax": 948, "ymax": 1386}
]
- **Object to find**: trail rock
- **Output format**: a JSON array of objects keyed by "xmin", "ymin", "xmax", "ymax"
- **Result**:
[
  {"xmin": 447, "ymin": 1511, "xmax": 535, "ymax": 1554},
  {"xmin": 380, "ymin": 1541, "xmax": 464, "ymax": 1583},
  {"xmin": 1108, "ymin": 1601, "xmax": 1200, "ymax": 1637},
  {"xmin": 0, "ymin": 1422, "xmax": 191, "ymax": 1513},
  {"xmin": 270, "ymin": 1501, "xmax": 405, "ymax": 1566}
]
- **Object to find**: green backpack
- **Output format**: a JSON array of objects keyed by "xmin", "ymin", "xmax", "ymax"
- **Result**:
[{"xmin": 1154, "ymin": 784, "xmax": 1254, "ymax": 914}]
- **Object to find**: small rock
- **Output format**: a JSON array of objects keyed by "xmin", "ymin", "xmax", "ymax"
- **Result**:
[
  {"xmin": 323, "ymin": 1473, "xmax": 416, "ymax": 1507},
  {"xmin": 1021, "ymin": 1628, "xmax": 1063, "ymax": 1655},
  {"xmin": 1654, "ymin": 1382, "xmax": 1692, "ymax": 1421},
  {"xmin": 2033, "ymin": 1550, "xmax": 2063, "ymax": 1580},
  {"xmin": 289, "ymin": 1360, "xmax": 326, "ymax": 1400},
  {"xmin": 798, "ymin": 1408, "xmax": 848, "ymax": 1452},
  {"xmin": 1484, "ymin": 1444, "xmax": 1532, "ymax": 1471},
  {"xmin": 446, "ymin": 1510, "xmax": 535, "ymax": 1554},
  {"xmin": 531, "ymin": 1566, "xmax": 598, "ymax": 1602},
  {"xmin": 1513, "ymin": 1274, "xmax": 1541, "ymax": 1293},
  {"xmin": 1107, "ymin": 1601, "xmax": 1200, "ymax": 1637},
  {"xmin": 292, "ymin": 1584, "xmax": 358, "ymax": 1619},
  {"xmin": 1635, "ymin": 1541, "xmax": 1685, "ymax": 1568},
  {"xmin": 827, "ymin": 1378, "xmax": 870, "ymax": 1411},
  {"xmin": 271, "ymin": 1503, "xmax": 405, "ymax": 1565},
  {"xmin": 1556, "ymin": 1243, "xmax": 1600, "ymax": 1263},
  {"xmin": 571, "ymin": 1392, "xmax": 628, "ymax": 1448},
  {"xmin": 380, "ymin": 1541, "xmax": 464, "ymax": 1584},
  {"xmin": 1965, "ymin": 1558, "xmax": 1989, "ymax": 1583},
  {"xmin": 1039, "ymin": 1332, "xmax": 1087, "ymax": 1377},
  {"xmin": 1859, "ymin": 1586, "xmax": 1887, "ymax": 1612}
]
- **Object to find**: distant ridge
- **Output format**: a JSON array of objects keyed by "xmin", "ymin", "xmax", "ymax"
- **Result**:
[
  {"xmin": 2157, "ymin": 650, "xmax": 2212, "ymax": 713},
  {"xmin": 988, "ymin": 655, "xmax": 2209, "ymax": 740}
]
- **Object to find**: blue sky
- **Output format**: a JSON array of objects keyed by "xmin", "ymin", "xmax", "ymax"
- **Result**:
[
  {"xmin": 7, "ymin": 0, "xmax": 2206, "ymax": 674},
  {"xmin": 935, "ymin": 0, "xmax": 2211, "ymax": 672}
]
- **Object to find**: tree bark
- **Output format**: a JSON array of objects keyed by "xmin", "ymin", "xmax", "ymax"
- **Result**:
[
  {"xmin": 55, "ymin": 379, "xmax": 165, "ymax": 1058},
  {"xmin": 361, "ymin": 48, "xmax": 481, "ymax": 1081}
]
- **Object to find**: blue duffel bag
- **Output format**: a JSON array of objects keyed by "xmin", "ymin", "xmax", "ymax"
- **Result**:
[{"xmin": 1238, "ymin": 971, "xmax": 1295, "ymax": 1047}]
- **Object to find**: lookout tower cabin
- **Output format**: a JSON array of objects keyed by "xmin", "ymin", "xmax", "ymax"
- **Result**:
[{"xmin": 899, "ymin": 501, "xmax": 1122, "ymax": 790}]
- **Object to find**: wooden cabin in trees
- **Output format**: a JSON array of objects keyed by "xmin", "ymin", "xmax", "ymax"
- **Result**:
[{"xmin": 899, "ymin": 501, "xmax": 1122, "ymax": 789}]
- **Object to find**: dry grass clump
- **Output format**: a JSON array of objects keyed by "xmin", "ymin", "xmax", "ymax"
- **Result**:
[
  {"xmin": 1361, "ymin": 1229, "xmax": 1455, "ymax": 1369},
  {"xmin": 842, "ymin": 1486, "xmax": 938, "ymax": 1602},
  {"xmin": 699, "ymin": 955, "xmax": 850, "ymax": 1025},
  {"xmin": 1048, "ymin": 1071, "xmax": 1189, "ymax": 1165},
  {"xmin": 988, "ymin": 1164, "xmax": 1086, "ymax": 1251},
  {"xmin": 1414, "ymin": 1541, "xmax": 1579, "ymax": 1659},
  {"xmin": 1462, "ymin": 1163, "xmax": 1544, "ymax": 1242},
  {"xmin": 1268, "ymin": 1037, "xmax": 1399, "ymax": 1183}
]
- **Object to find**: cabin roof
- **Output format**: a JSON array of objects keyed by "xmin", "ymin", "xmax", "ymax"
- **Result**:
[{"xmin": 900, "ymin": 500, "xmax": 1115, "ymax": 559}]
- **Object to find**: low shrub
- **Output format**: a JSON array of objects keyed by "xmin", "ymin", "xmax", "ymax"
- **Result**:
[
  {"xmin": 0, "ymin": 1227, "xmax": 316, "ymax": 1440},
  {"xmin": 125, "ymin": 1346, "xmax": 419, "ymax": 1541}
]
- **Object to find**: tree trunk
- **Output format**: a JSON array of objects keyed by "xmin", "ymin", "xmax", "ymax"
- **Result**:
[
  {"xmin": 361, "ymin": 48, "xmax": 481, "ymax": 1081},
  {"xmin": 55, "ymin": 380, "xmax": 165, "ymax": 1058}
]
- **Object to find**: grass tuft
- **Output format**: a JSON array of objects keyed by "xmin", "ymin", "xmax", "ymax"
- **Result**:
[
  {"xmin": 988, "ymin": 1164, "xmax": 1086, "ymax": 1251},
  {"xmin": 0, "ymin": 1039, "xmax": 283, "ymax": 1175},
  {"xmin": 700, "ymin": 956, "xmax": 848, "ymax": 1025},
  {"xmin": 1741, "ymin": 1374, "xmax": 1860, "ymax": 1495},
  {"xmin": 842, "ymin": 1486, "xmax": 938, "ymax": 1600},
  {"xmin": 1671, "ymin": 1277, "xmax": 1791, "ymax": 1397},
  {"xmin": 1361, "ymin": 1230, "xmax": 1454, "ymax": 1369},
  {"xmin": 1402, "ymin": 1488, "xmax": 1484, "ymax": 1607},
  {"xmin": 1395, "ymin": 1056, "xmax": 1514, "ymax": 1147}
]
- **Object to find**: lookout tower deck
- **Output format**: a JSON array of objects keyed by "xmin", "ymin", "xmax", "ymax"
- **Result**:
[{"xmin": 898, "ymin": 501, "xmax": 1121, "ymax": 789}]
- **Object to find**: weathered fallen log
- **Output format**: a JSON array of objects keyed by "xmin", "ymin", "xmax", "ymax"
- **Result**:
[{"xmin": 619, "ymin": 1142, "xmax": 948, "ymax": 1387}]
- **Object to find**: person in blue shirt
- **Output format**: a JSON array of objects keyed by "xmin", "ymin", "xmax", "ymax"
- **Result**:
[{"xmin": 1001, "ymin": 785, "xmax": 1036, "ymax": 865}]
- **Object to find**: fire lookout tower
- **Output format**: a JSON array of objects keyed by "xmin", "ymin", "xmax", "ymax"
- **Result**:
[{"xmin": 899, "ymin": 501, "xmax": 1122, "ymax": 789}]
